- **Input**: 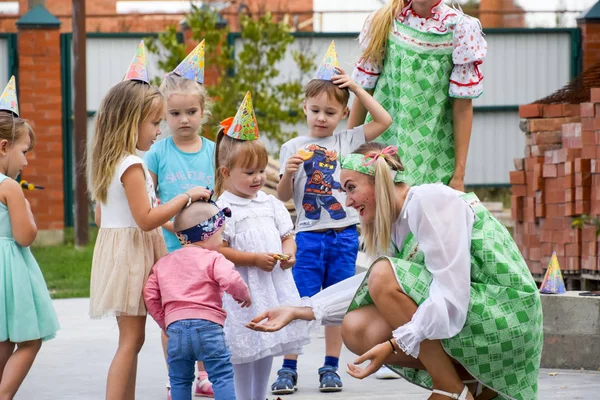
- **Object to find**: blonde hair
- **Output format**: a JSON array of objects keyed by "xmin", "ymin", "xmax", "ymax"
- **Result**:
[
  {"xmin": 352, "ymin": 142, "xmax": 405, "ymax": 258},
  {"xmin": 0, "ymin": 112, "xmax": 35, "ymax": 150},
  {"xmin": 160, "ymin": 74, "xmax": 211, "ymax": 127},
  {"xmin": 214, "ymin": 128, "xmax": 269, "ymax": 198},
  {"xmin": 360, "ymin": 0, "xmax": 404, "ymax": 68},
  {"xmin": 89, "ymin": 80, "xmax": 165, "ymax": 203}
]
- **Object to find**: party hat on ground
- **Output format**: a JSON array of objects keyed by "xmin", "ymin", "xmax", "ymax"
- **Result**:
[
  {"xmin": 124, "ymin": 40, "xmax": 150, "ymax": 83},
  {"xmin": 0, "ymin": 76, "xmax": 19, "ymax": 116},
  {"xmin": 315, "ymin": 40, "xmax": 339, "ymax": 81},
  {"xmin": 172, "ymin": 39, "xmax": 205, "ymax": 84},
  {"xmin": 539, "ymin": 252, "xmax": 566, "ymax": 294},
  {"xmin": 223, "ymin": 91, "xmax": 259, "ymax": 141}
]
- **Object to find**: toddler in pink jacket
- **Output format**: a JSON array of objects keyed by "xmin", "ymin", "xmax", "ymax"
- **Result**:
[{"xmin": 144, "ymin": 200, "xmax": 251, "ymax": 400}]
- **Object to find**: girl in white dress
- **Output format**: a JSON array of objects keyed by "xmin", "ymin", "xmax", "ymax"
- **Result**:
[{"xmin": 214, "ymin": 93, "xmax": 311, "ymax": 400}]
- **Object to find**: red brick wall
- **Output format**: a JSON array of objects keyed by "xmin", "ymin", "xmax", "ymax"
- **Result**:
[
  {"xmin": 579, "ymin": 22, "xmax": 600, "ymax": 72},
  {"xmin": 512, "ymin": 98, "xmax": 600, "ymax": 278},
  {"xmin": 18, "ymin": 27, "xmax": 64, "ymax": 231}
]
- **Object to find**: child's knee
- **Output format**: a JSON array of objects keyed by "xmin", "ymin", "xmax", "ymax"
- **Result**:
[
  {"xmin": 17, "ymin": 339, "xmax": 42, "ymax": 353},
  {"xmin": 121, "ymin": 332, "xmax": 145, "ymax": 353}
]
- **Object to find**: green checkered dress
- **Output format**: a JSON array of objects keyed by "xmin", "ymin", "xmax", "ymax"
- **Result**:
[
  {"xmin": 348, "ymin": 193, "xmax": 543, "ymax": 400},
  {"xmin": 366, "ymin": 20, "xmax": 456, "ymax": 186}
]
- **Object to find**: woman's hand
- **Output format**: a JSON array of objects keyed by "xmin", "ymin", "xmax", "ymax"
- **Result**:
[
  {"xmin": 246, "ymin": 306, "xmax": 306, "ymax": 332},
  {"xmin": 448, "ymin": 174, "xmax": 465, "ymax": 192},
  {"xmin": 346, "ymin": 341, "xmax": 394, "ymax": 380}
]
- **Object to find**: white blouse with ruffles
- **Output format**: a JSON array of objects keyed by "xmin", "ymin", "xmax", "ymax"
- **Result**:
[
  {"xmin": 351, "ymin": 0, "xmax": 487, "ymax": 99},
  {"xmin": 306, "ymin": 184, "xmax": 475, "ymax": 358}
]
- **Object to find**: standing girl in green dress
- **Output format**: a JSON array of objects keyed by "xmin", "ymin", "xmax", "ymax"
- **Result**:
[
  {"xmin": 0, "ymin": 77, "xmax": 60, "ymax": 398},
  {"xmin": 349, "ymin": 0, "xmax": 487, "ymax": 191},
  {"xmin": 247, "ymin": 143, "xmax": 543, "ymax": 400}
]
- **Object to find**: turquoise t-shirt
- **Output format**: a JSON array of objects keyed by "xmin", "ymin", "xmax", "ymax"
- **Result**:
[{"xmin": 144, "ymin": 136, "xmax": 215, "ymax": 252}]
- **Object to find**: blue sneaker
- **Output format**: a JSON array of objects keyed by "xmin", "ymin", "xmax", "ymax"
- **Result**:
[
  {"xmin": 271, "ymin": 367, "xmax": 298, "ymax": 395},
  {"xmin": 318, "ymin": 366, "xmax": 343, "ymax": 392}
]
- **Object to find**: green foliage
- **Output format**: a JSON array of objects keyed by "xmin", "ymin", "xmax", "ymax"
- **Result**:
[
  {"xmin": 146, "ymin": 6, "xmax": 314, "ymax": 148},
  {"xmin": 572, "ymin": 215, "xmax": 600, "ymax": 237},
  {"xmin": 32, "ymin": 228, "xmax": 97, "ymax": 299}
]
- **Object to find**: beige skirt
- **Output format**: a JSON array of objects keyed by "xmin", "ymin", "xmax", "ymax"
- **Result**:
[{"xmin": 89, "ymin": 227, "xmax": 167, "ymax": 318}]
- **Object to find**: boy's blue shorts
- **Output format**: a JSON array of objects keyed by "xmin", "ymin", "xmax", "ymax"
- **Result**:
[{"xmin": 293, "ymin": 225, "xmax": 359, "ymax": 298}]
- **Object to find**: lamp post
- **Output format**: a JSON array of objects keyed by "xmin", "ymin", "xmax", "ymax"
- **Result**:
[{"xmin": 72, "ymin": 0, "xmax": 88, "ymax": 246}]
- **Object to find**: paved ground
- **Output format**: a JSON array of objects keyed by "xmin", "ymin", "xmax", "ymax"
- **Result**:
[{"xmin": 16, "ymin": 298, "xmax": 600, "ymax": 399}]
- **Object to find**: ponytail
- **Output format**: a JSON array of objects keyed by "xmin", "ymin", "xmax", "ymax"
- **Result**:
[
  {"xmin": 360, "ymin": 0, "xmax": 404, "ymax": 68},
  {"xmin": 362, "ymin": 156, "xmax": 397, "ymax": 258}
]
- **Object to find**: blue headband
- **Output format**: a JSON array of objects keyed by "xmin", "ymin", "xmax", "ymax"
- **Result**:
[{"xmin": 176, "ymin": 200, "xmax": 232, "ymax": 245}]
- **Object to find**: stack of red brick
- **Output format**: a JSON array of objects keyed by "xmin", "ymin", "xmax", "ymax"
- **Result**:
[{"xmin": 512, "ymin": 89, "xmax": 600, "ymax": 278}]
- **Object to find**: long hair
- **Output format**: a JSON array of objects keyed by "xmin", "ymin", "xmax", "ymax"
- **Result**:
[
  {"xmin": 360, "ymin": 0, "xmax": 405, "ymax": 68},
  {"xmin": 160, "ymin": 73, "xmax": 212, "ymax": 127},
  {"xmin": 88, "ymin": 80, "xmax": 164, "ymax": 203},
  {"xmin": 352, "ymin": 142, "xmax": 405, "ymax": 258},
  {"xmin": 214, "ymin": 129, "xmax": 269, "ymax": 198}
]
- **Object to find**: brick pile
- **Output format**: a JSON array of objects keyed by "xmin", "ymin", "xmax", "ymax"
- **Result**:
[{"xmin": 512, "ymin": 91, "xmax": 600, "ymax": 279}]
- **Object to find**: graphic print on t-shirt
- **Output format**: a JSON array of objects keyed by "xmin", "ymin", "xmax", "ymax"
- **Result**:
[{"xmin": 297, "ymin": 144, "xmax": 346, "ymax": 220}]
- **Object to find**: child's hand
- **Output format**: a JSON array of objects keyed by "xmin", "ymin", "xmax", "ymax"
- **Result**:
[
  {"xmin": 332, "ymin": 68, "xmax": 358, "ymax": 92},
  {"xmin": 236, "ymin": 298, "xmax": 252, "ymax": 308},
  {"xmin": 284, "ymin": 155, "xmax": 304, "ymax": 176},
  {"xmin": 254, "ymin": 253, "xmax": 277, "ymax": 272},
  {"xmin": 187, "ymin": 186, "xmax": 212, "ymax": 202},
  {"xmin": 279, "ymin": 253, "xmax": 296, "ymax": 270}
]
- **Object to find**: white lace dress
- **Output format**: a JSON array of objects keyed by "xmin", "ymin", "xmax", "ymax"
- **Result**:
[{"xmin": 217, "ymin": 191, "xmax": 311, "ymax": 364}]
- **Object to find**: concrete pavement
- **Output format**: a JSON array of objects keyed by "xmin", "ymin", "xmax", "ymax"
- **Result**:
[{"xmin": 16, "ymin": 298, "xmax": 600, "ymax": 399}]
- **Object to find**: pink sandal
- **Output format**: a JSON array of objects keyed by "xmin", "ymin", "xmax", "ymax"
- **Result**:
[{"xmin": 194, "ymin": 377, "xmax": 214, "ymax": 398}]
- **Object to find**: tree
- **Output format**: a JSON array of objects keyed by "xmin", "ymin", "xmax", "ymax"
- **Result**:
[{"xmin": 147, "ymin": 5, "xmax": 314, "ymax": 148}]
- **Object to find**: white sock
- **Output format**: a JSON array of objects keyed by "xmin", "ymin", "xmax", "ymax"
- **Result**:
[
  {"xmin": 233, "ymin": 356, "xmax": 274, "ymax": 400},
  {"xmin": 250, "ymin": 356, "xmax": 274, "ymax": 400}
]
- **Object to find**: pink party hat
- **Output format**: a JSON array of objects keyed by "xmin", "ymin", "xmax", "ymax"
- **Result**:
[
  {"xmin": 172, "ymin": 39, "xmax": 205, "ymax": 84},
  {"xmin": 0, "ymin": 76, "xmax": 19, "ymax": 116},
  {"xmin": 315, "ymin": 41, "xmax": 339, "ymax": 81},
  {"xmin": 223, "ymin": 91, "xmax": 259, "ymax": 141},
  {"xmin": 124, "ymin": 40, "xmax": 150, "ymax": 83},
  {"xmin": 539, "ymin": 252, "xmax": 566, "ymax": 294}
]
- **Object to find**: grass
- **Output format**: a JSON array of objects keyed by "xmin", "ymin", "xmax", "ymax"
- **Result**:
[{"xmin": 32, "ymin": 228, "xmax": 97, "ymax": 299}]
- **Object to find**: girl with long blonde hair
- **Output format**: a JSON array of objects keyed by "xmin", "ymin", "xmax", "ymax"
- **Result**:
[
  {"xmin": 88, "ymin": 53, "xmax": 211, "ymax": 397},
  {"xmin": 349, "ymin": 0, "xmax": 487, "ymax": 193}
]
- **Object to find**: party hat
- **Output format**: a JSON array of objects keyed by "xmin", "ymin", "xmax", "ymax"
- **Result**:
[
  {"xmin": 172, "ymin": 39, "xmax": 205, "ymax": 84},
  {"xmin": 315, "ymin": 41, "xmax": 339, "ymax": 81},
  {"xmin": 224, "ymin": 91, "xmax": 259, "ymax": 141},
  {"xmin": 124, "ymin": 40, "xmax": 150, "ymax": 83},
  {"xmin": 0, "ymin": 76, "xmax": 19, "ymax": 116},
  {"xmin": 539, "ymin": 252, "xmax": 566, "ymax": 294}
]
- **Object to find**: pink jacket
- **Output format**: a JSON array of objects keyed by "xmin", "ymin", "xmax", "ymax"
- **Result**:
[{"xmin": 143, "ymin": 246, "xmax": 251, "ymax": 329}]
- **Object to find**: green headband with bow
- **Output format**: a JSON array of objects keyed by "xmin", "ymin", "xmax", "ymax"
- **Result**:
[{"xmin": 340, "ymin": 146, "xmax": 406, "ymax": 183}]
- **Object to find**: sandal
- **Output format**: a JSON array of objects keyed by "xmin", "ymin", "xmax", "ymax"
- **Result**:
[
  {"xmin": 432, "ymin": 385, "xmax": 470, "ymax": 400},
  {"xmin": 463, "ymin": 379, "xmax": 498, "ymax": 400}
]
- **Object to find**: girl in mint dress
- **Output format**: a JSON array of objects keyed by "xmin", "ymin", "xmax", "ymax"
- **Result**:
[
  {"xmin": 350, "ymin": 0, "xmax": 487, "ymax": 191},
  {"xmin": 0, "ymin": 99, "xmax": 59, "ymax": 396}
]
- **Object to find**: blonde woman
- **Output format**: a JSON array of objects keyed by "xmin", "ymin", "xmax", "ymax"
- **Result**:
[
  {"xmin": 349, "ymin": 0, "xmax": 487, "ymax": 192},
  {"xmin": 248, "ymin": 143, "xmax": 542, "ymax": 400}
]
